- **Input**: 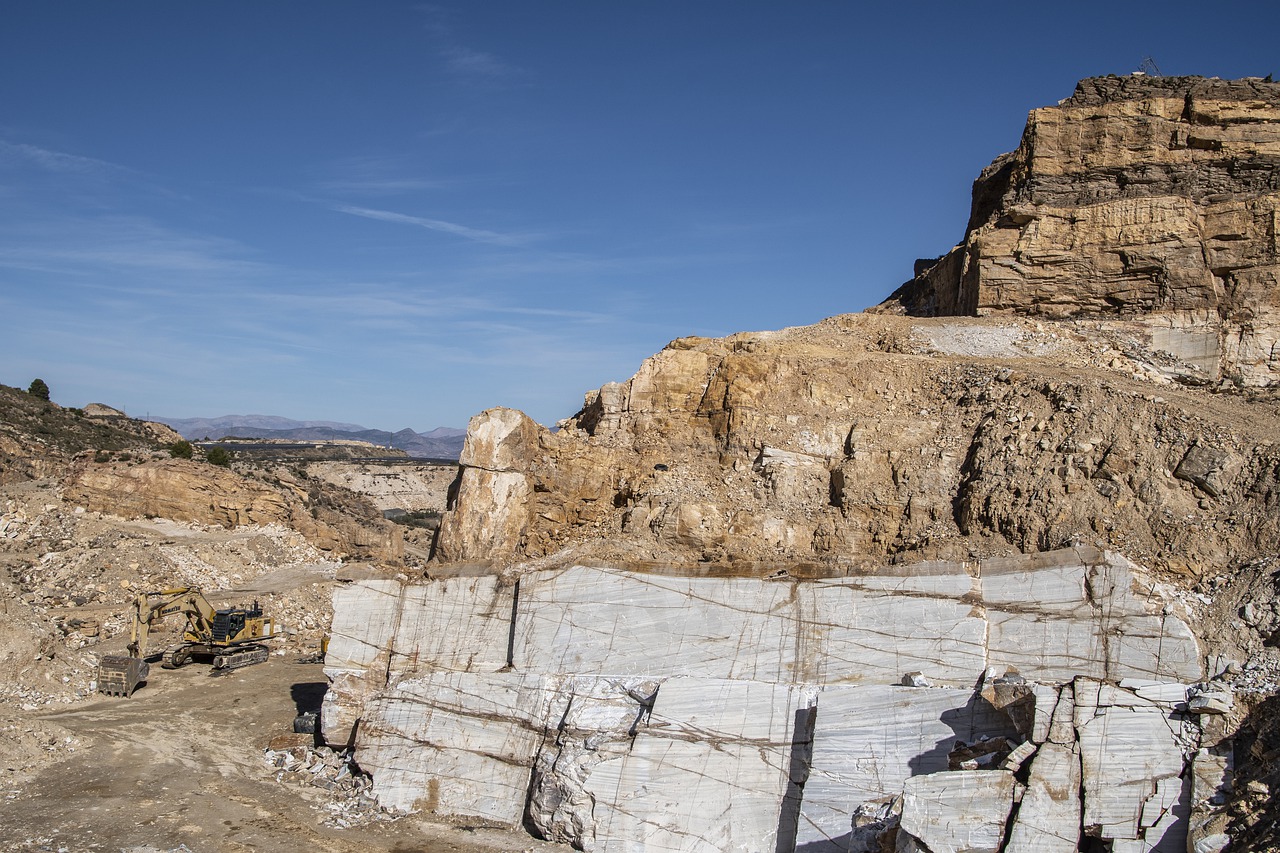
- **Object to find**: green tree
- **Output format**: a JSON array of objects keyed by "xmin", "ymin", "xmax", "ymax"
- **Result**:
[
  {"xmin": 205, "ymin": 446, "xmax": 232, "ymax": 467},
  {"xmin": 27, "ymin": 378, "xmax": 50, "ymax": 401},
  {"xmin": 168, "ymin": 440, "xmax": 194, "ymax": 459}
]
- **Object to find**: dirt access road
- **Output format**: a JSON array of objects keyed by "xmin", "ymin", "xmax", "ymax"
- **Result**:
[{"xmin": 0, "ymin": 657, "xmax": 564, "ymax": 853}]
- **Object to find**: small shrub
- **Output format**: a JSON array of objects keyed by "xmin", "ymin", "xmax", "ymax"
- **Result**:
[
  {"xmin": 168, "ymin": 440, "xmax": 194, "ymax": 459},
  {"xmin": 27, "ymin": 378, "xmax": 50, "ymax": 401},
  {"xmin": 93, "ymin": 450, "xmax": 110, "ymax": 463},
  {"xmin": 205, "ymin": 446, "xmax": 232, "ymax": 467}
]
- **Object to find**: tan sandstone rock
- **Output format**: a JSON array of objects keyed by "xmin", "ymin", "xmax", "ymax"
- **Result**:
[
  {"xmin": 879, "ymin": 75, "xmax": 1280, "ymax": 388},
  {"xmin": 63, "ymin": 457, "xmax": 402, "ymax": 564}
]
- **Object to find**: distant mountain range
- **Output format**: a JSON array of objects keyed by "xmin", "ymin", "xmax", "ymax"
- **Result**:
[{"xmin": 152, "ymin": 414, "xmax": 467, "ymax": 460}]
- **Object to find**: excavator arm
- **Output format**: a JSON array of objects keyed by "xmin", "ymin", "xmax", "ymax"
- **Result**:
[{"xmin": 124, "ymin": 587, "xmax": 219, "ymax": 658}]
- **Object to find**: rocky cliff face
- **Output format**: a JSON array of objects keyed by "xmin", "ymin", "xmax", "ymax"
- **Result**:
[
  {"xmin": 332, "ymin": 77, "xmax": 1280, "ymax": 852},
  {"xmin": 879, "ymin": 75, "xmax": 1280, "ymax": 388}
]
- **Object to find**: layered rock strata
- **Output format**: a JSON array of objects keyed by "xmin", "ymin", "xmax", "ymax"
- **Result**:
[
  {"xmin": 324, "ymin": 547, "xmax": 1221, "ymax": 851},
  {"xmin": 879, "ymin": 75, "xmax": 1280, "ymax": 387}
]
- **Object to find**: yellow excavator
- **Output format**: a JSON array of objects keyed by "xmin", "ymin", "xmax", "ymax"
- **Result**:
[{"xmin": 97, "ymin": 587, "xmax": 282, "ymax": 697}]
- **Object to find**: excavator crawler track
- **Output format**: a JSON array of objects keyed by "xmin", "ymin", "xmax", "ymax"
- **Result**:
[{"xmin": 212, "ymin": 645, "xmax": 269, "ymax": 672}]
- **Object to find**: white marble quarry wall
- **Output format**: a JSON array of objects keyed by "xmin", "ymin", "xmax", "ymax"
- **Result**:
[
  {"xmin": 324, "ymin": 548, "xmax": 1217, "ymax": 851},
  {"xmin": 507, "ymin": 549, "xmax": 1200, "ymax": 687}
]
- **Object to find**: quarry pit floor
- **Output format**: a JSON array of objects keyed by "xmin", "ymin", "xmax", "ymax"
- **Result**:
[{"xmin": 0, "ymin": 657, "xmax": 564, "ymax": 853}]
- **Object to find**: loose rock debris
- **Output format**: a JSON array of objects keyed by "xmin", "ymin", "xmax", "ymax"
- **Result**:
[{"xmin": 262, "ymin": 742, "xmax": 396, "ymax": 828}]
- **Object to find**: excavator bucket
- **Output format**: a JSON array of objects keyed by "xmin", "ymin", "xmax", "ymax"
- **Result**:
[{"xmin": 96, "ymin": 655, "xmax": 150, "ymax": 697}]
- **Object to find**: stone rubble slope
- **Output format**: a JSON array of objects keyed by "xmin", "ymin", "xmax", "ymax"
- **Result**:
[
  {"xmin": 63, "ymin": 456, "xmax": 404, "ymax": 566},
  {"xmin": 0, "ymin": 383, "xmax": 422, "ymax": 785},
  {"xmin": 323, "ymin": 547, "xmax": 1234, "ymax": 852},
  {"xmin": 1, "ymin": 492, "xmax": 340, "ymax": 706}
]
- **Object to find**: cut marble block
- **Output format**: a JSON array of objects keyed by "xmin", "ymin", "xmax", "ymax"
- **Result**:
[
  {"xmin": 979, "ymin": 549, "xmax": 1095, "ymax": 613},
  {"xmin": 1005, "ymin": 742, "xmax": 1081, "ymax": 853},
  {"xmin": 1126, "ymin": 774, "xmax": 1192, "ymax": 853},
  {"xmin": 802, "ymin": 581, "xmax": 987, "ymax": 685},
  {"xmin": 1086, "ymin": 553, "xmax": 1170, "ymax": 619},
  {"xmin": 322, "ymin": 548, "xmax": 1209, "ymax": 848},
  {"xmin": 514, "ymin": 565, "xmax": 991, "ymax": 686},
  {"xmin": 388, "ymin": 574, "xmax": 514, "ymax": 678},
  {"xmin": 1105, "ymin": 614, "xmax": 1202, "ymax": 683},
  {"xmin": 1029, "ymin": 682, "xmax": 1060, "ymax": 743},
  {"xmin": 1121, "ymin": 679, "xmax": 1193, "ymax": 705},
  {"xmin": 527, "ymin": 676, "xmax": 662, "ymax": 847},
  {"xmin": 1047, "ymin": 686, "xmax": 1075, "ymax": 745},
  {"xmin": 332, "ymin": 550, "xmax": 1201, "ymax": 706},
  {"xmin": 326, "ymin": 578, "xmax": 403, "ymax": 673},
  {"xmin": 898, "ymin": 770, "xmax": 1016, "ymax": 853},
  {"xmin": 582, "ymin": 679, "xmax": 817, "ymax": 853},
  {"xmin": 985, "ymin": 609, "xmax": 1105, "ymax": 683},
  {"xmin": 823, "ymin": 560, "xmax": 976, "ymax": 598},
  {"xmin": 323, "ymin": 579, "xmax": 404, "ymax": 745},
  {"xmin": 1078, "ymin": 689, "xmax": 1193, "ymax": 846},
  {"xmin": 513, "ymin": 569, "xmax": 800, "ymax": 681},
  {"xmin": 983, "ymin": 550, "xmax": 1202, "ymax": 684},
  {"xmin": 355, "ymin": 671, "xmax": 559, "ymax": 822},
  {"xmin": 795, "ymin": 685, "xmax": 1018, "ymax": 849}
]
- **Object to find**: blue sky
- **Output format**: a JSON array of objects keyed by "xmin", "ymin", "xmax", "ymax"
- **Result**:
[{"xmin": 2, "ymin": 2, "xmax": 1275, "ymax": 430}]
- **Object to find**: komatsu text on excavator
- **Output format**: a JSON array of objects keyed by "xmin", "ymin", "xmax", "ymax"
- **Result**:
[{"xmin": 97, "ymin": 587, "xmax": 282, "ymax": 697}]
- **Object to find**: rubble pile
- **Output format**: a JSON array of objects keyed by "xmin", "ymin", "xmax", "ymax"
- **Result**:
[{"xmin": 262, "ymin": 742, "xmax": 391, "ymax": 828}]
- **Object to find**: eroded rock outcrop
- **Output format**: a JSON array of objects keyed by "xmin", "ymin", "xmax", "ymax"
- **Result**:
[
  {"xmin": 433, "ymin": 314, "xmax": 1280, "ymax": 578},
  {"xmin": 64, "ymin": 458, "xmax": 403, "ymax": 564},
  {"xmin": 880, "ymin": 75, "xmax": 1280, "ymax": 387}
]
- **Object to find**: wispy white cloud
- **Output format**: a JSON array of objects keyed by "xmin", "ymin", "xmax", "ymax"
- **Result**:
[
  {"xmin": 0, "ymin": 215, "xmax": 272, "ymax": 278},
  {"xmin": 415, "ymin": 4, "xmax": 525, "ymax": 84},
  {"xmin": 315, "ymin": 154, "xmax": 453, "ymax": 196},
  {"xmin": 441, "ymin": 45, "xmax": 519, "ymax": 79},
  {"xmin": 332, "ymin": 204, "xmax": 539, "ymax": 246},
  {"xmin": 251, "ymin": 282, "xmax": 616, "ymax": 326},
  {"xmin": 0, "ymin": 140, "xmax": 131, "ymax": 176},
  {"xmin": 1, "ymin": 244, "xmax": 268, "ymax": 275},
  {"xmin": 319, "ymin": 177, "xmax": 447, "ymax": 195}
]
